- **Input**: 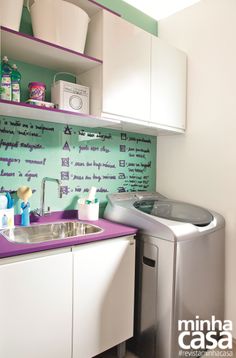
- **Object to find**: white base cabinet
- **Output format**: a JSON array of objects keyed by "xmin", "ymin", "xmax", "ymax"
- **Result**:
[
  {"xmin": 0, "ymin": 236, "xmax": 136, "ymax": 358},
  {"xmin": 0, "ymin": 251, "xmax": 73, "ymax": 358},
  {"xmin": 73, "ymin": 236, "xmax": 136, "ymax": 358}
]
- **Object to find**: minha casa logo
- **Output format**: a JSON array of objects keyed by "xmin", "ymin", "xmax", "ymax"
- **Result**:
[{"xmin": 178, "ymin": 316, "xmax": 233, "ymax": 353}]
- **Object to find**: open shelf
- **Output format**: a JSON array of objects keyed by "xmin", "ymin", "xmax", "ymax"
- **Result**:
[
  {"xmin": 0, "ymin": 100, "xmax": 121, "ymax": 128},
  {"xmin": 1, "ymin": 26, "xmax": 102, "ymax": 75},
  {"xmin": 23, "ymin": 0, "xmax": 121, "ymax": 18}
]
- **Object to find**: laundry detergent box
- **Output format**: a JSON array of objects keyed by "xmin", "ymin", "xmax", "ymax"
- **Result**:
[{"xmin": 0, "ymin": 208, "xmax": 14, "ymax": 229}]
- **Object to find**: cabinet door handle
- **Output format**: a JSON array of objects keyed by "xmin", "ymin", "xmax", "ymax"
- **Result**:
[
  {"xmin": 143, "ymin": 256, "xmax": 156, "ymax": 267},
  {"xmin": 129, "ymin": 237, "xmax": 135, "ymax": 245}
]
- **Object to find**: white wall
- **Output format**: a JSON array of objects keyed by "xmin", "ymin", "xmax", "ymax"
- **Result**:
[{"xmin": 157, "ymin": 0, "xmax": 236, "ymax": 337}]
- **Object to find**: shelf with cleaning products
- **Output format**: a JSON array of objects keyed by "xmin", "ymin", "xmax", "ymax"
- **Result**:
[
  {"xmin": 0, "ymin": 98, "xmax": 121, "ymax": 128},
  {"xmin": 0, "ymin": 25, "xmax": 121, "ymax": 129}
]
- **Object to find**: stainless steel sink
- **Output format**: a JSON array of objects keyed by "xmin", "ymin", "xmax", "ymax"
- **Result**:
[{"xmin": 1, "ymin": 221, "xmax": 103, "ymax": 244}]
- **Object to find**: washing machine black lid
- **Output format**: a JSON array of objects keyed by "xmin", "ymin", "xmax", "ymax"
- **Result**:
[{"xmin": 133, "ymin": 200, "xmax": 214, "ymax": 226}]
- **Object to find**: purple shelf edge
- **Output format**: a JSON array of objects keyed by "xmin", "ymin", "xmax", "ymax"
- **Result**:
[
  {"xmin": 1, "ymin": 26, "xmax": 103, "ymax": 65},
  {"xmin": 0, "ymin": 99, "xmax": 108, "ymax": 122}
]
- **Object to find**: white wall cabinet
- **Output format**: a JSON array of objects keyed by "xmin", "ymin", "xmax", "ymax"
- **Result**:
[
  {"xmin": 73, "ymin": 236, "xmax": 136, "ymax": 358},
  {"xmin": 102, "ymin": 12, "xmax": 151, "ymax": 123},
  {"xmin": 150, "ymin": 36, "xmax": 187, "ymax": 131},
  {"xmin": 84, "ymin": 11, "xmax": 187, "ymax": 134},
  {"xmin": 0, "ymin": 251, "xmax": 72, "ymax": 358},
  {"xmin": 82, "ymin": 11, "xmax": 151, "ymax": 125}
]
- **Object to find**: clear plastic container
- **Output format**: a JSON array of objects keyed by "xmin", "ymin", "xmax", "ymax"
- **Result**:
[{"xmin": 78, "ymin": 199, "xmax": 99, "ymax": 221}]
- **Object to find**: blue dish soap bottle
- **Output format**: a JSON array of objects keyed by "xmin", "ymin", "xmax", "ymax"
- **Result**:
[
  {"xmin": 21, "ymin": 201, "xmax": 31, "ymax": 227},
  {"xmin": 11, "ymin": 64, "xmax": 21, "ymax": 102},
  {"xmin": 0, "ymin": 56, "xmax": 12, "ymax": 101}
]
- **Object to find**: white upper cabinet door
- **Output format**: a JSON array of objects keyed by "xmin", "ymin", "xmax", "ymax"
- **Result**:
[
  {"xmin": 151, "ymin": 36, "xmax": 187, "ymax": 130},
  {"xmin": 73, "ymin": 237, "xmax": 136, "ymax": 358},
  {"xmin": 102, "ymin": 12, "xmax": 151, "ymax": 122},
  {"xmin": 0, "ymin": 252, "xmax": 72, "ymax": 358}
]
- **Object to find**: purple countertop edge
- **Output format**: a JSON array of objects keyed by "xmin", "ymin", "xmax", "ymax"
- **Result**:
[{"xmin": 0, "ymin": 211, "xmax": 138, "ymax": 259}]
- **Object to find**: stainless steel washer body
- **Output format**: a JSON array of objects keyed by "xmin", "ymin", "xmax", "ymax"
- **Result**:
[{"xmin": 104, "ymin": 192, "xmax": 225, "ymax": 358}]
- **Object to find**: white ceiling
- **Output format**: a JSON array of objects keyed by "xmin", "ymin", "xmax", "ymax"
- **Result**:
[{"xmin": 122, "ymin": 0, "xmax": 201, "ymax": 20}]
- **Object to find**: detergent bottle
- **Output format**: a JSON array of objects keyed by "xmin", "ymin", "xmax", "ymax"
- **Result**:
[
  {"xmin": 0, "ymin": 56, "xmax": 12, "ymax": 101},
  {"xmin": 11, "ymin": 64, "xmax": 21, "ymax": 102}
]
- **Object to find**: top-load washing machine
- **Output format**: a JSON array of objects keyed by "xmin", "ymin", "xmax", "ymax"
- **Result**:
[{"xmin": 104, "ymin": 192, "xmax": 225, "ymax": 358}]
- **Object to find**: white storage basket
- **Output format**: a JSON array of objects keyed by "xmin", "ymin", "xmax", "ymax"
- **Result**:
[
  {"xmin": 27, "ymin": 0, "xmax": 90, "ymax": 53},
  {"xmin": 0, "ymin": 0, "xmax": 24, "ymax": 31}
]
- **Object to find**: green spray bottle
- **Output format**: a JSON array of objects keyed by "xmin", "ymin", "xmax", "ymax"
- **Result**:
[
  {"xmin": 11, "ymin": 64, "xmax": 21, "ymax": 102},
  {"xmin": 0, "ymin": 56, "xmax": 12, "ymax": 101}
]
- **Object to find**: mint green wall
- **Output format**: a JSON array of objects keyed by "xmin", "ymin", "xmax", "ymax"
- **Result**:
[
  {"xmin": 7, "ymin": 60, "xmax": 58, "ymax": 103},
  {"xmin": 95, "ymin": 0, "xmax": 157, "ymax": 35},
  {"xmin": 20, "ymin": 1, "xmax": 157, "ymax": 36},
  {"xmin": 0, "ymin": 117, "xmax": 156, "ymax": 214}
]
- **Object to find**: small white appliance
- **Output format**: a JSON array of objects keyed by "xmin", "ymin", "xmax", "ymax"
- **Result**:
[{"xmin": 51, "ymin": 73, "xmax": 90, "ymax": 114}]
